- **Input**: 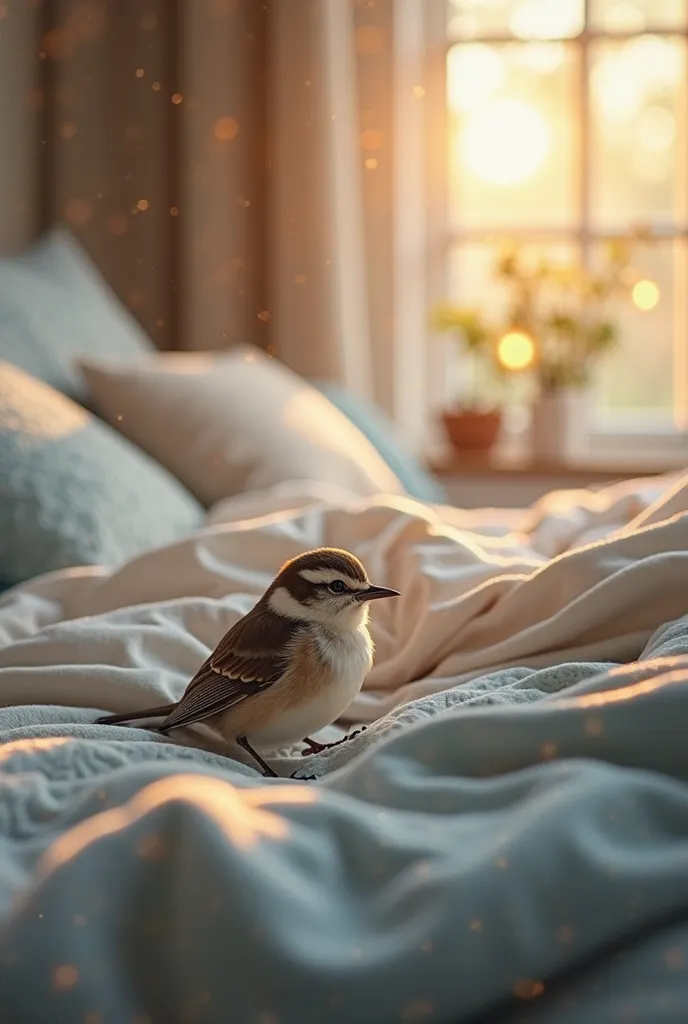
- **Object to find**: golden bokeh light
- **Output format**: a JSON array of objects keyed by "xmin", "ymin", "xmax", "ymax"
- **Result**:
[
  {"xmin": 360, "ymin": 128, "xmax": 383, "ymax": 151},
  {"xmin": 462, "ymin": 99, "xmax": 549, "ymax": 185},
  {"xmin": 497, "ymin": 330, "xmax": 536, "ymax": 371},
  {"xmin": 365, "ymin": 157, "xmax": 378, "ymax": 169},
  {"xmin": 214, "ymin": 116, "xmax": 239, "ymax": 141},
  {"xmin": 136, "ymin": 199, "xmax": 149, "ymax": 211},
  {"xmin": 632, "ymin": 278, "xmax": 660, "ymax": 311},
  {"xmin": 65, "ymin": 198, "xmax": 93, "ymax": 226}
]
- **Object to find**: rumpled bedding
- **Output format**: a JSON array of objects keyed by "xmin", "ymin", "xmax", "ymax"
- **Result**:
[{"xmin": 1, "ymin": 471, "xmax": 688, "ymax": 1022}]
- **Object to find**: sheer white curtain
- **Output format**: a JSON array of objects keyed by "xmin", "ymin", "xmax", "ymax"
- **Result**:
[{"xmin": 268, "ymin": 0, "xmax": 373, "ymax": 401}]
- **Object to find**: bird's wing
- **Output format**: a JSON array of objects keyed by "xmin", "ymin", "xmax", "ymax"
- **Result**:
[{"xmin": 159, "ymin": 608, "xmax": 299, "ymax": 732}]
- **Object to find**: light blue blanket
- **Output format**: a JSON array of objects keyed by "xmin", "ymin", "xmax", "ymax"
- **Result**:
[{"xmin": 1, "ymin": 616, "xmax": 688, "ymax": 1022}]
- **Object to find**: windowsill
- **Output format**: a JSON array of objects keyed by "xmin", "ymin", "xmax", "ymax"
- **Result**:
[{"xmin": 428, "ymin": 446, "xmax": 686, "ymax": 482}]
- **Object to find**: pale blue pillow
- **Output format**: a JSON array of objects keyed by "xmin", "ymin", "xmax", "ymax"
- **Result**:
[
  {"xmin": 314, "ymin": 382, "xmax": 446, "ymax": 503},
  {"xmin": 0, "ymin": 363, "xmax": 203, "ymax": 588},
  {"xmin": 0, "ymin": 226, "xmax": 153, "ymax": 403}
]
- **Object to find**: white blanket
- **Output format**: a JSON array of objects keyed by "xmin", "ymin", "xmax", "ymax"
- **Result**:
[
  {"xmin": 0, "ymin": 470, "xmax": 686, "ymax": 758},
  {"xmin": 2, "ymin": 472, "xmax": 688, "ymax": 1022}
]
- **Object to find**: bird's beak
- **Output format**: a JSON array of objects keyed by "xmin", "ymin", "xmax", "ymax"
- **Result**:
[{"xmin": 357, "ymin": 585, "xmax": 400, "ymax": 602}]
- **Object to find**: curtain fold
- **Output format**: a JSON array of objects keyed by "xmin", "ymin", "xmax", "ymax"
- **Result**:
[{"xmin": 0, "ymin": 0, "xmax": 392, "ymax": 410}]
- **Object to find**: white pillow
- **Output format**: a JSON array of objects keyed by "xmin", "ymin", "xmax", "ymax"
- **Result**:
[{"xmin": 78, "ymin": 346, "xmax": 404, "ymax": 506}]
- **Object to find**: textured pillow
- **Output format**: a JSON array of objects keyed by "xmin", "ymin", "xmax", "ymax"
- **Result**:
[
  {"xmin": 0, "ymin": 363, "xmax": 203, "ymax": 588},
  {"xmin": 0, "ymin": 226, "xmax": 153, "ymax": 402},
  {"xmin": 78, "ymin": 347, "xmax": 405, "ymax": 506},
  {"xmin": 314, "ymin": 381, "xmax": 446, "ymax": 503}
]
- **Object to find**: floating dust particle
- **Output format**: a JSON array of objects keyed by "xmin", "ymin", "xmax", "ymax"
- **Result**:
[
  {"xmin": 171, "ymin": 92, "xmax": 183, "ymax": 105},
  {"xmin": 135, "ymin": 68, "xmax": 145, "ymax": 78},
  {"xmin": 152, "ymin": 81, "xmax": 161, "ymax": 91},
  {"xmin": 494, "ymin": 857, "xmax": 508, "ymax": 870},
  {"xmin": 585, "ymin": 715, "xmax": 604, "ymax": 736},
  {"xmin": 413, "ymin": 85, "xmax": 425, "ymax": 98},
  {"xmin": 365, "ymin": 158, "xmax": 378, "ymax": 169},
  {"xmin": 127, "ymin": 288, "xmax": 147, "ymax": 310},
  {"xmin": 294, "ymin": 273, "xmax": 306, "ymax": 284},
  {"xmin": 541, "ymin": 742, "xmax": 558, "ymax": 759},
  {"xmin": 108, "ymin": 214, "xmax": 129, "ymax": 236},
  {"xmin": 141, "ymin": 14, "xmax": 158, "ymax": 30},
  {"xmin": 214, "ymin": 116, "xmax": 239, "ymax": 141},
  {"xmin": 665, "ymin": 947, "xmax": 684, "ymax": 969},
  {"xmin": 136, "ymin": 199, "xmax": 149, "ymax": 211},
  {"xmin": 65, "ymin": 198, "xmax": 93, "ymax": 226},
  {"xmin": 59, "ymin": 121, "xmax": 77, "ymax": 139},
  {"xmin": 52, "ymin": 964, "xmax": 79, "ymax": 990},
  {"xmin": 513, "ymin": 979, "xmax": 545, "ymax": 1000},
  {"xmin": 257, "ymin": 310, "xmax": 271, "ymax": 322},
  {"xmin": 169, "ymin": 206, "xmax": 179, "ymax": 216},
  {"xmin": 155, "ymin": 318, "xmax": 165, "ymax": 328},
  {"xmin": 469, "ymin": 918, "xmax": 482, "ymax": 932},
  {"xmin": 360, "ymin": 128, "xmax": 383, "ymax": 150},
  {"xmin": 557, "ymin": 925, "xmax": 575, "ymax": 943},
  {"xmin": 72, "ymin": 914, "xmax": 87, "ymax": 927}
]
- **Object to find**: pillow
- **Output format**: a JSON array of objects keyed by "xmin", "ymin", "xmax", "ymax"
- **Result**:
[
  {"xmin": 78, "ymin": 347, "xmax": 405, "ymax": 506},
  {"xmin": 0, "ymin": 363, "xmax": 203, "ymax": 588},
  {"xmin": 0, "ymin": 226, "xmax": 154, "ymax": 402},
  {"xmin": 314, "ymin": 382, "xmax": 446, "ymax": 503}
]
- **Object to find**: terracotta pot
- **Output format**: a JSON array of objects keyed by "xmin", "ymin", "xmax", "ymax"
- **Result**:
[{"xmin": 441, "ymin": 408, "xmax": 502, "ymax": 453}]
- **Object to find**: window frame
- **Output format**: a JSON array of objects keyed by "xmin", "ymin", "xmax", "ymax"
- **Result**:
[{"xmin": 435, "ymin": 0, "xmax": 688, "ymax": 461}]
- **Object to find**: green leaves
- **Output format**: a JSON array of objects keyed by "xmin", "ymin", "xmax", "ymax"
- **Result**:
[{"xmin": 430, "ymin": 234, "xmax": 646, "ymax": 401}]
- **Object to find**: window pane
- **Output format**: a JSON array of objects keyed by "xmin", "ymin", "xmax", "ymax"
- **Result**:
[
  {"xmin": 448, "ymin": 43, "xmax": 578, "ymax": 228},
  {"xmin": 590, "ymin": 0, "xmax": 688, "ymax": 32},
  {"xmin": 445, "ymin": 242, "xmax": 579, "ymax": 407},
  {"xmin": 592, "ymin": 240, "xmax": 680, "ymax": 424},
  {"xmin": 590, "ymin": 36, "xmax": 688, "ymax": 228},
  {"xmin": 448, "ymin": 0, "xmax": 584, "ymax": 40}
]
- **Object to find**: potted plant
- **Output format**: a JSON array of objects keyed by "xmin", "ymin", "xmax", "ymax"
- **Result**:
[
  {"xmin": 431, "ymin": 232, "xmax": 651, "ymax": 461},
  {"xmin": 429, "ymin": 304, "xmax": 510, "ymax": 453}
]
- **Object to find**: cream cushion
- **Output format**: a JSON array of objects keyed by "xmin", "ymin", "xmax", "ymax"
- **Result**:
[{"xmin": 78, "ymin": 346, "xmax": 404, "ymax": 506}]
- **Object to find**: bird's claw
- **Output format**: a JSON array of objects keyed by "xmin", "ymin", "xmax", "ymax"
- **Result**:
[
  {"xmin": 300, "ymin": 725, "xmax": 368, "ymax": 757},
  {"xmin": 290, "ymin": 771, "xmax": 317, "ymax": 782}
]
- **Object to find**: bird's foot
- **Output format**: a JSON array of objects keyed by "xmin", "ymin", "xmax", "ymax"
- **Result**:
[
  {"xmin": 290, "ymin": 771, "xmax": 318, "ymax": 782},
  {"xmin": 300, "ymin": 726, "xmax": 367, "ymax": 757}
]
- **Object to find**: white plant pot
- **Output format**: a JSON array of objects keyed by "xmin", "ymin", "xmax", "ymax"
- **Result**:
[{"xmin": 530, "ymin": 389, "xmax": 589, "ymax": 462}]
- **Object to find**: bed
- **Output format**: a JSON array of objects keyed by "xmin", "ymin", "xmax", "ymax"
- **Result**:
[{"xmin": 2, "ymin": 231, "xmax": 688, "ymax": 1022}]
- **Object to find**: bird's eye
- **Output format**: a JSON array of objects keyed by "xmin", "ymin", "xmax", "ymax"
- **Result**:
[{"xmin": 328, "ymin": 580, "xmax": 347, "ymax": 594}]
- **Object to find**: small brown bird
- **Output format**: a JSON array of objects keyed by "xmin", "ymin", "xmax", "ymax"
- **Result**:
[{"xmin": 96, "ymin": 547, "xmax": 399, "ymax": 777}]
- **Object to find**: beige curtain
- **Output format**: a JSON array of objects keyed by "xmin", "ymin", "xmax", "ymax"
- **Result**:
[{"xmin": 0, "ymin": 0, "xmax": 400, "ymax": 406}]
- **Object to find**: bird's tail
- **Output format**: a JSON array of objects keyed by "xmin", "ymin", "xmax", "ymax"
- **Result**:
[{"xmin": 95, "ymin": 703, "xmax": 176, "ymax": 727}]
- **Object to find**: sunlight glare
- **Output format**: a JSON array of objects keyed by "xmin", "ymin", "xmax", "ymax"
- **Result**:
[
  {"xmin": 510, "ymin": 0, "xmax": 583, "ymax": 39},
  {"xmin": 462, "ymin": 99, "xmax": 550, "ymax": 185},
  {"xmin": 447, "ymin": 44, "xmax": 504, "ymax": 113},
  {"xmin": 632, "ymin": 279, "xmax": 660, "ymax": 310},
  {"xmin": 497, "ymin": 330, "xmax": 536, "ymax": 371}
]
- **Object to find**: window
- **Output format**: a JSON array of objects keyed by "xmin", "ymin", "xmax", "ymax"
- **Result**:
[{"xmin": 444, "ymin": 0, "xmax": 688, "ymax": 456}]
